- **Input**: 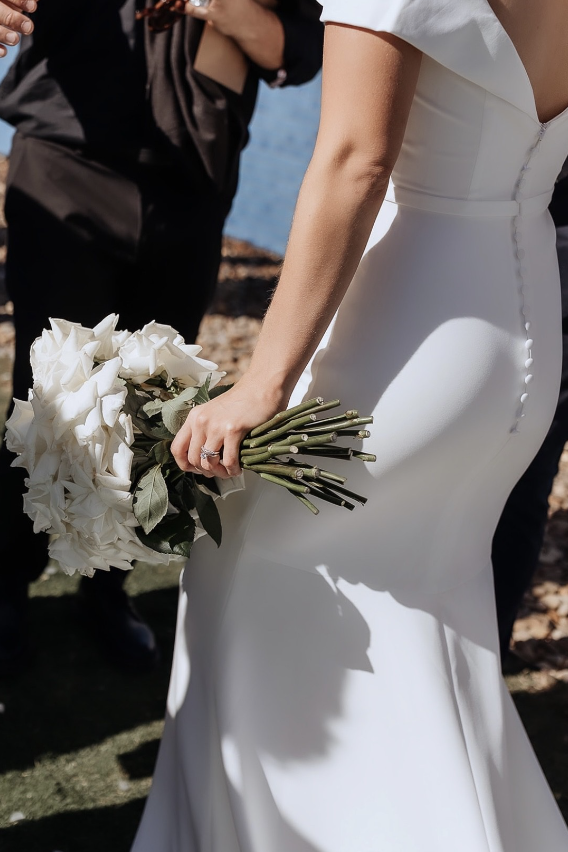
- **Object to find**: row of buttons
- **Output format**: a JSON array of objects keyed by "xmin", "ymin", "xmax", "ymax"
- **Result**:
[{"xmin": 509, "ymin": 123, "xmax": 547, "ymax": 434}]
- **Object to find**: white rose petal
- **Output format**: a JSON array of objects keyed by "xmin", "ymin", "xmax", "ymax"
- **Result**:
[
  {"xmin": 4, "ymin": 397, "xmax": 34, "ymax": 455},
  {"xmin": 118, "ymin": 322, "xmax": 225, "ymax": 388}
]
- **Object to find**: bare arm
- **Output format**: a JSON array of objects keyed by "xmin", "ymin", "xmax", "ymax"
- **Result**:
[
  {"xmin": 185, "ymin": 0, "xmax": 285, "ymax": 71},
  {"xmin": 0, "ymin": 0, "xmax": 38, "ymax": 57},
  {"xmin": 172, "ymin": 23, "xmax": 422, "ymax": 476}
]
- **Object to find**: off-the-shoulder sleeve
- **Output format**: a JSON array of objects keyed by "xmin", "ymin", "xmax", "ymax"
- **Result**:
[{"xmin": 318, "ymin": 0, "xmax": 535, "ymax": 119}]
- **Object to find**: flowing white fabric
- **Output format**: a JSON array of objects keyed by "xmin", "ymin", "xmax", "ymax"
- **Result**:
[{"xmin": 131, "ymin": 2, "xmax": 568, "ymax": 849}]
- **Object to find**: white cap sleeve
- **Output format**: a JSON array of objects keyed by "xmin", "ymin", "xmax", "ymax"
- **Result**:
[
  {"xmin": 319, "ymin": 0, "xmax": 533, "ymax": 120},
  {"xmin": 320, "ymin": 0, "xmax": 417, "ymax": 33}
]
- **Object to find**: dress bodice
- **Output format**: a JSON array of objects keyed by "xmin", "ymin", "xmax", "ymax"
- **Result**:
[{"xmin": 321, "ymin": 0, "xmax": 568, "ymax": 206}]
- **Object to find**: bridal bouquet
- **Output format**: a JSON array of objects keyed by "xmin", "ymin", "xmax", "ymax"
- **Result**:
[{"xmin": 5, "ymin": 315, "xmax": 375, "ymax": 577}]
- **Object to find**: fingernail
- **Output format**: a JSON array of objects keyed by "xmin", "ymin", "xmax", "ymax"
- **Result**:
[
  {"xmin": 21, "ymin": 20, "xmax": 33, "ymax": 33},
  {"xmin": 5, "ymin": 32, "xmax": 19, "ymax": 44},
  {"xmin": 24, "ymin": 0, "xmax": 36, "ymax": 11}
]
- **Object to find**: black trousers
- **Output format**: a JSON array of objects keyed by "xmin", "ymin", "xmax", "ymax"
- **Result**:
[
  {"xmin": 492, "ymin": 225, "xmax": 568, "ymax": 659},
  {"xmin": 0, "ymin": 134, "xmax": 226, "ymax": 591}
]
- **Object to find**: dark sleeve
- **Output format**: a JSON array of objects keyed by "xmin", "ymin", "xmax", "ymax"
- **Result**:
[{"xmin": 256, "ymin": 0, "xmax": 324, "ymax": 88}]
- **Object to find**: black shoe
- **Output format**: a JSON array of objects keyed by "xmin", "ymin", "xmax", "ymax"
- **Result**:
[
  {"xmin": 0, "ymin": 585, "xmax": 30, "ymax": 677},
  {"xmin": 78, "ymin": 576, "xmax": 160, "ymax": 673}
]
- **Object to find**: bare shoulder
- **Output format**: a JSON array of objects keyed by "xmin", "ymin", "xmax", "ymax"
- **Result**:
[{"xmin": 488, "ymin": 0, "xmax": 568, "ymax": 122}]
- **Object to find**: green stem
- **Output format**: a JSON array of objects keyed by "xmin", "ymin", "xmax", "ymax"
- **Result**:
[
  {"xmin": 316, "ymin": 469, "xmax": 348, "ymax": 484},
  {"xmin": 352, "ymin": 452, "xmax": 377, "ymax": 462},
  {"xmin": 293, "ymin": 417, "xmax": 373, "ymax": 435},
  {"xmin": 306, "ymin": 485, "xmax": 349, "ymax": 509},
  {"xmin": 315, "ymin": 479, "xmax": 367, "ymax": 505},
  {"xmin": 294, "ymin": 493, "xmax": 320, "ymax": 515},
  {"xmin": 296, "ymin": 447, "xmax": 352, "ymax": 459},
  {"xmin": 249, "ymin": 397, "xmax": 324, "ymax": 438},
  {"xmin": 266, "ymin": 443, "xmax": 300, "ymax": 456},
  {"xmin": 241, "ymin": 450, "xmax": 276, "ymax": 465},
  {"xmin": 309, "ymin": 483, "xmax": 355, "ymax": 511},
  {"xmin": 243, "ymin": 412, "xmax": 318, "ymax": 449},
  {"xmin": 243, "ymin": 463, "xmax": 305, "ymax": 479},
  {"xmin": 258, "ymin": 472, "xmax": 310, "ymax": 495},
  {"xmin": 292, "ymin": 411, "xmax": 358, "ymax": 430},
  {"xmin": 293, "ymin": 433, "xmax": 338, "ymax": 449}
]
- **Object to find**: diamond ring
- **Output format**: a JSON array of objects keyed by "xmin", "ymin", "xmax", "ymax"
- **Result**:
[
  {"xmin": 200, "ymin": 445, "xmax": 220, "ymax": 461},
  {"xmin": 189, "ymin": 0, "xmax": 210, "ymax": 7}
]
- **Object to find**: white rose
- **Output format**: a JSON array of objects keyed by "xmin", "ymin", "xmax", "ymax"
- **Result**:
[
  {"xmin": 4, "ymin": 397, "xmax": 34, "ymax": 456},
  {"xmin": 5, "ymin": 392, "xmax": 55, "ymax": 477},
  {"xmin": 92, "ymin": 314, "xmax": 132, "ymax": 361},
  {"xmin": 23, "ymin": 478, "xmax": 67, "ymax": 535},
  {"xmin": 30, "ymin": 319, "xmax": 100, "ymax": 399},
  {"xmin": 50, "ymin": 358, "xmax": 125, "ymax": 442},
  {"xmin": 118, "ymin": 321, "xmax": 224, "ymax": 388}
]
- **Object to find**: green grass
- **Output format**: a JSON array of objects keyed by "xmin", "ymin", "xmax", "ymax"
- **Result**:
[{"xmin": 0, "ymin": 563, "xmax": 181, "ymax": 852}]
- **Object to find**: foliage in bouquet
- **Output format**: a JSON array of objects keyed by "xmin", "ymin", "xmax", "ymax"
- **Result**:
[
  {"xmin": 4, "ymin": 316, "xmax": 233, "ymax": 576},
  {"xmin": 5, "ymin": 315, "xmax": 375, "ymax": 578}
]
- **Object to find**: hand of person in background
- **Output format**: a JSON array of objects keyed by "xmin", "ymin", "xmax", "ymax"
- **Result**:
[
  {"xmin": 185, "ymin": 0, "xmax": 285, "ymax": 70},
  {"xmin": 0, "ymin": 0, "xmax": 37, "ymax": 57}
]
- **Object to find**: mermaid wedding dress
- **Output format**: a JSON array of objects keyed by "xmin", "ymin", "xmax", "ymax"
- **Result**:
[{"xmin": 131, "ymin": 1, "xmax": 568, "ymax": 849}]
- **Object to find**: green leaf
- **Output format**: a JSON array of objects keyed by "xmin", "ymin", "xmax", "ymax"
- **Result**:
[
  {"xmin": 194, "ymin": 487, "xmax": 222, "ymax": 547},
  {"xmin": 131, "ymin": 453, "xmax": 157, "ymax": 485},
  {"xmin": 192, "ymin": 375, "xmax": 212, "ymax": 406},
  {"xmin": 168, "ymin": 473, "xmax": 197, "ymax": 513},
  {"xmin": 136, "ymin": 511, "xmax": 197, "ymax": 558},
  {"xmin": 161, "ymin": 386, "xmax": 200, "ymax": 435},
  {"xmin": 141, "ymin": 398, "xmax": 165, "ymax": 418},
  {"xmin": 133, "ymin": 464, "xmax": 169, "ymax": 534},
  {"xmin": 149, "ymin": 440, "xmax": 172, "ymax": 466},
  {"xmin": 209, "ymin": 383, "xmax": 234, "ymax": 399},
  {"xmin": 124, "ymin": 384, "xmax": 173, "ymax": 440}
]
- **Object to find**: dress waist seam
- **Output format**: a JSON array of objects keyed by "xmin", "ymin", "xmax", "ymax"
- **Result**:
[{"xmin": 385, "ymin": 183, "xmax": 552, "ymax": 218}]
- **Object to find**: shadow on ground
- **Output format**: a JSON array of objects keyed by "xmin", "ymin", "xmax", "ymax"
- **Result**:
[
  {"xmin": 511, "ymin": 678, "xmax": 568, "ymax": 819},
  {"xmin": 0, "ymin": 681, "xmax": 566, "ymax": 852},
  {"xmin": 0, "ymin": 799, "xmax": 146, "ymax": 852},
  {"xmin": 0, "ymin": 585, "xmax": 178, "ymax": 774}
]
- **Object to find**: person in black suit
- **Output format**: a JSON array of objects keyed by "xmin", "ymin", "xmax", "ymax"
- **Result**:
[
  {"xmin": 0, "ymin": 0, "xmax": 323, "ymax": 675},
  {"xmin": 493, "ymin": 166, "xmax": 568, "ymax": 669}
]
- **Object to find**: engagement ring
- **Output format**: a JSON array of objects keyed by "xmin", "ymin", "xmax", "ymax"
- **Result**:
[
  {"xmin": 189, "ymin": 0, "xmax": 210, "ymax": 7},
  {"xmin": 200, "ymin": 446, "xmax": 220, "ymax": 460}
]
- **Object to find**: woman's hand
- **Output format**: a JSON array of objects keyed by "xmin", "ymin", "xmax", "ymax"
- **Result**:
[
  {"xmin": 171, "ymin": 379, "xmax": 288, "ymax": 479},
  {"xmin": 0, "ymin": 0, "xmax": 37, "ymax": 56}
]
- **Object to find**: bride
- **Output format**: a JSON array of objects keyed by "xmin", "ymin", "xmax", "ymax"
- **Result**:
[{"xmin": 132, "ymin": 1, "xmax": 568, "ymax": 849}]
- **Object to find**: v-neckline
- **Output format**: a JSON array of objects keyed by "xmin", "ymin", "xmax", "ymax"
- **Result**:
[{"xmin": 484, "ymin": 0, "xmax": 568, "ymax": 126}]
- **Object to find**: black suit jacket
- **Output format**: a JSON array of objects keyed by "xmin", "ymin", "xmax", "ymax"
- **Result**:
[{"xmin": 0, "ymin": 0, "xmax": 324, "ymax": 202}]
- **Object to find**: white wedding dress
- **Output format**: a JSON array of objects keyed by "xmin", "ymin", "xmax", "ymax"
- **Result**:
[{"xmin": 131, "ymin": 1, "xmax": 568, "ymax": 850}]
